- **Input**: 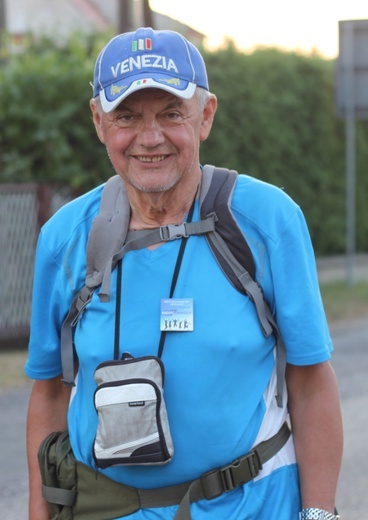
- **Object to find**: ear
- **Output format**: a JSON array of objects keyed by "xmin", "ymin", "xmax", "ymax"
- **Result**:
[
  {"xmin": 200, "ymin": 95, "xmax": 217, "ymax": 142},
  {"xmin": 90, "ymin": 98, "xmax": 106, "ymax": 145}
]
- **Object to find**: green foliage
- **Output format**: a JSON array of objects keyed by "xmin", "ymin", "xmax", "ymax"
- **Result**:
[
  {"xmin": 200, "ymin": 45, "xmax": 368, "ymax": 255},
  {"xmin": 0, "ymin": 33, "xmax": 113, "ymax": 189},
  {"xmin": 0, "ymin": 35, "xmax": 367, "ymax": 254}
]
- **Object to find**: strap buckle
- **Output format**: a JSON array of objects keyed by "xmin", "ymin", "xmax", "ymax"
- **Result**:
[
  {"xmin": 159, "ymin": 223, "xmax": 189, "ymax": 241},
  {"xmin": 200, "ymin": 449, "xmax": 263, "ymax": 500},
  {"xmin": 71, "ymin": 289, "xmax": 94, "ymax": 327}
]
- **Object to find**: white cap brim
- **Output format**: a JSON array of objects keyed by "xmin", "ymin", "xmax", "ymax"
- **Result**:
[{"xmin": 99, "ymin": 78, "xmax": 197, "ymax": 113}]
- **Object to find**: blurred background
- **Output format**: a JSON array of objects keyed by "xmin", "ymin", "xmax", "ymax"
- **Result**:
[{"xmin": 0, "ymin": 2, "xmax": 367, "ymax": 519}]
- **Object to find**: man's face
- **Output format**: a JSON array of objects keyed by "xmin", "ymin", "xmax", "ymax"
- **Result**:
[{"xmin": 91, "ymin": 88, "xmax": 216, "ymax": 194}]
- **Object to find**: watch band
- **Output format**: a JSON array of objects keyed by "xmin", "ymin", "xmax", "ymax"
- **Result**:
[{"xmin": 299, "ymin": 508, "xmax": 340, "ymax": 520}]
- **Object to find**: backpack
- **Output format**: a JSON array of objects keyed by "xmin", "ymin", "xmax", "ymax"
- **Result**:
[{"xmin": 60, "ymin": 165, "xmax": 286, "ymax": 406}]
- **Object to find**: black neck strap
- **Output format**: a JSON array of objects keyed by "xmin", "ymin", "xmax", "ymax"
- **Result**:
[
  {"xmin": 114, "ymin": 192, "xmax": 198, "ymax": 360},
  {"xmin": 114, "ymin": 260, "xmax": 123, "ymax": 360}
]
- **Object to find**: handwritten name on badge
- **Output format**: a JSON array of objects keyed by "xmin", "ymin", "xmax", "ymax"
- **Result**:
[{"xmin": 160, "ymin": 299, "xmax": 194, "ymax": 332}]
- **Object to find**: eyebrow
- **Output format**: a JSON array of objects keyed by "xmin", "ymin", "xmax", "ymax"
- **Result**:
[
  {"xmin": 114, "ymin": 96, "xmax": 184, "ymax": 113},
  {"xmin": 164, "ymin": 98, "xmax": 184, "ymax": 110},
  {"xmin": 113, "ymin": 102, "xmax": 134, "ymax": 113}
]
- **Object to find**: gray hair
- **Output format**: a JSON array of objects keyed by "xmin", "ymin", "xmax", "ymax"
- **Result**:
[{"xmin": 196, "ymin": 87, "xmax": 213, "ymax": 111}]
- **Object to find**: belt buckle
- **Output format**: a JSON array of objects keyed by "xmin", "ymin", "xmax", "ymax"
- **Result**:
[
  {"xmin": 218, "ymin": 460, "xmax": 239, "ymax": 493},
  {"xmin": 200, "ymin": 450, "xmax": 263, "ymax": 501},
  {"xmin": 220, "ymin": 450, "xmax": 262, "ymax": 490}
]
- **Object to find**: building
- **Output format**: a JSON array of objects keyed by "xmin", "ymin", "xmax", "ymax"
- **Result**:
[{"xmin": 3, "ymin": 0, "xmax": 205, "ymax": 46}]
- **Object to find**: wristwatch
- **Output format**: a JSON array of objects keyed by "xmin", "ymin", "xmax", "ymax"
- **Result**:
[{"xmin": 299, "ymin": 508, "xmax": 340, "ymax": 520}]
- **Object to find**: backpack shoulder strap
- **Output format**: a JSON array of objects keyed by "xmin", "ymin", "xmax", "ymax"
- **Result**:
[
  {"xmin": 61, "ymin": 175, "xmax": 131, "ymax": 386},
  {"xmin": 200, "ymin": 165, "xmax": 255, "ymax": 286},
  {"xmin": 200, "ymin": 165, "xmax": 270, "ymax": 331},
  {"xmin": 200, "ymin": 165, "xmax": 286, "ymax": 407},
  {"xmin": 85, "ymin": 175, "xmax": 130, "ymax": 290}
]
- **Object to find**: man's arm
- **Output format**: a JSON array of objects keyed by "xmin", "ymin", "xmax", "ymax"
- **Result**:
[
  {"xmin": 286, "ymin": 361, "xmax": 343, "ymax": 514},
  {"xmin": 27, "ymin": 376, "xmax": 71, "ymax": 520}
]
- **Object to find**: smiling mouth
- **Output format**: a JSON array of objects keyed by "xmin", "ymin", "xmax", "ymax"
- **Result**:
[{"xmin": 137, "ymin": 155, "xmax": 167, "ymax": 163}]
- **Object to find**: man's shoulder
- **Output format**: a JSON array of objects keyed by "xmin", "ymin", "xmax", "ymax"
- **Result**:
[
  {"xmin": 234, "ymin": 173, "xmax": 295, "ymax": 206},
  {"xmin": 231, "ymin": 173, "xmax": 301, "ymax": 243},
  {"xmin": 234, "ymin": 173, "xmax": 299, "ymax": 215}
]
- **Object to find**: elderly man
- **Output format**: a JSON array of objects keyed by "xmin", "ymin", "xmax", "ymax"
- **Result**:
[{"xmin": 26, "ymin": 27, "xmax": 342, "ymax": 520}]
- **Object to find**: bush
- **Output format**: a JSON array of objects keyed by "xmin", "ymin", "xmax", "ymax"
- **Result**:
[
  {"xmin": 0, "ymin": 33, "xmax": 113, "ymax": 190},
  {"xmin": 200, "ymin": 45, "xmax": 368, "ymax": 255}
]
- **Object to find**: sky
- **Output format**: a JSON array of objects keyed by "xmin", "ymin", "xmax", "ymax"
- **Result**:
[{"xmin": 150, "ymin": 0, "xmax": 368, "ymax": 59}]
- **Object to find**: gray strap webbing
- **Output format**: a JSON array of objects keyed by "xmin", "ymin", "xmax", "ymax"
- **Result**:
[
  {"xmin": 98, "ymin": 217, "xmax": 216, "ymax": 303},
  {"xmin": 61, "ymin": 286, "xmax": 94, "ymax": 386},
  {"xmin": 172, "ymin": 422, "xmax": 290, "ymax": 520},
  {"xmin": 42, "ymin": 483, "xmax": 77, "ymax": 507}
]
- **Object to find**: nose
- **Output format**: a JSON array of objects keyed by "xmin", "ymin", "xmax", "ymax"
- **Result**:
[{"xmin": 136, "ymin": 117, "xmax": 165, "ymax": 148}]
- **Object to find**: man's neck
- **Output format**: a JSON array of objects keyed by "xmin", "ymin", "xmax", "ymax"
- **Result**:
[{"xmin": 127, "ymin": 176, "xmax": 200, "ymax": 230}]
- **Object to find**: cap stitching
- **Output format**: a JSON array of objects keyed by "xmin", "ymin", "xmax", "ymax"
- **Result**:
[
  {"xmin": 97, "ymin": 34, "xmax": 122, "ymax": 94},
  {"xmin": 177, "ymin": 33, "xmax": 196, "ymax": 83}
]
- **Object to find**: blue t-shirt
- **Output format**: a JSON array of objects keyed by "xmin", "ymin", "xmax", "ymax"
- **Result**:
[{"xmin": 26, "ymin": 174, "xmax": 332, "ymax": 519}]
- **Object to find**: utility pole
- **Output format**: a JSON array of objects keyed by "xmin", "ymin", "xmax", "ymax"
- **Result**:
[
  {"xmin": 118, "ymin": 0, "xmax": 134, "ymax": 33},
  {"xmin": 0, "ymin": 0, "xmax": 6, "ymax": 62},
  {"xmin": 118, "ymin": 0, "xmax": 154, "ymax": 33},
  {"xmin": 143, "ymin": 0, "xmax": 153, "ymax": 28},
  {"xmin": 336, "ymin": 20, "xmax": 368, "ymax": 286}
]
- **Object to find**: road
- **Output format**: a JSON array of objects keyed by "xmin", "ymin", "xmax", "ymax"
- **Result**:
[
  {"xmin": 330, "ymin": 318, "xmax": 368, "ymax": 518},
  {"xmin": 0, "ymin": 317, "xmax": 367, "ymax": 519}
]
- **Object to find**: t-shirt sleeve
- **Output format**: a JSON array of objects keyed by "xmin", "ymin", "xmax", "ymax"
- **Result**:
[
  {"xmin": 270, "ymin": 206, "xmax": 332, "ymax": 365},
  {"xmin": 24, "ymin": 187, "xmax": 100, "ymax": 380},
  {"xmin": 25, "ymin": 230, "xmax": 73, "ymax": 379}
]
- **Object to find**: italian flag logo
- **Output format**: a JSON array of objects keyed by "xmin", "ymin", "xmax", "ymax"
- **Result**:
[{"xmin": 132, "ymin": 38, "xmax": 152, "ymax": 51}]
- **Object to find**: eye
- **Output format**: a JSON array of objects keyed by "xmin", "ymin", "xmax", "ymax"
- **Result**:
[
  {"xmin": 164, "ymin": 110, "xmax": 182, "ymax": 121},
  {"xmin": 115, "ymin": 113, "xmax": 135, "ymax": 123}
]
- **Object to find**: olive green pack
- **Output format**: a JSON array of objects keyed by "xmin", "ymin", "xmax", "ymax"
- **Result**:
[{"xmin": 38, "ymin": 424, "xmax": 291, "ymax": 520}]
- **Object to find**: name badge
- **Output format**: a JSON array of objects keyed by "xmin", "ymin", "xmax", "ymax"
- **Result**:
[{"xmin": 160, "ymin": 298, "xmax": 194, "ymax": 331}]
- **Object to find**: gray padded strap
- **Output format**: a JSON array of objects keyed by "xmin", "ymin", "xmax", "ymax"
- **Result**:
[
  {"xmin": 85, "ymin": 176, "xmax": 130, "ymax": 290},
  {"xmin": 42, "ymin": 483, "xmax": 77, "ymax": 507},
  {"xmin": 173, "ymin": 422, "xmax": 291, "ymax": 519},
  {"xmin": 199, "ymin": 164, "xmax": 216, "ymax": 204}
]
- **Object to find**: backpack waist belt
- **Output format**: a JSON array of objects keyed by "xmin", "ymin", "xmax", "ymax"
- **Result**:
[{"xmin": 40, "ymin": 422, "xmax": 290, "ymax": 520}]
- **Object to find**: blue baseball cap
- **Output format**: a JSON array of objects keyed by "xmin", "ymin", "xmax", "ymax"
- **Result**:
[{"xmin": 93, "ymin": 27, "xmax": 209, "ymax": 113}]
